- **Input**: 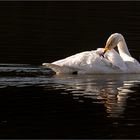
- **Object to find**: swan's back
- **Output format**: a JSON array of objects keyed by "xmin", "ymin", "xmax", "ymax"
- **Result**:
[
  {"xmin": 52, "ymin": 51, "xmax": 98, "ymax": 68},
  {"xmin": 51, "ymin": 50, "xmax": 126, "ymax": 74}
]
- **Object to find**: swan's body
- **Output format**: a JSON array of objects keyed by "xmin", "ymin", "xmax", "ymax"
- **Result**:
[{"xmin": 43, "ymin": 33, "xmax": 140, "ymax": 74}]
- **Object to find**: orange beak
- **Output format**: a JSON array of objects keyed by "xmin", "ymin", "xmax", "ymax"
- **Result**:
[{"xmin": 102, "ymin": 47, "xmax": 110, "ymax": 55}]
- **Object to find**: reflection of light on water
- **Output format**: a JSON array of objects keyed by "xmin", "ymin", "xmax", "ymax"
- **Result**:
[
  {"xmin": 0, "ymin": 64, "xmax": 140, "ymax": 119},
  {"xmin": 52, "ymin": 74, "xmax": 140, "ymax": 118},
  {"xmin": 115, "ymin": 80, "xmax": 138, "ymax": 117},
  {"xmin": 102, "ymin": 81, "xmax": 139, "ymax": 118}
]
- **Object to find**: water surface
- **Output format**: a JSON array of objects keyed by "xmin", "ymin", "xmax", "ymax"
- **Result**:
[{"xmin": 0, "ymin": 64, "xmax": 140, "ymax": 138}]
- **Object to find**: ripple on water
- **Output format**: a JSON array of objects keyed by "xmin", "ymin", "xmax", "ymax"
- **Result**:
[{"xmin": 0, "ymin": 65, "xmax": 140, "ymax": 121}]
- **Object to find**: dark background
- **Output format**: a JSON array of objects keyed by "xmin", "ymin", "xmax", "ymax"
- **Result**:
[{"xmin": 0, "ymin": 1, "xmax": 140, "ymax": 65}]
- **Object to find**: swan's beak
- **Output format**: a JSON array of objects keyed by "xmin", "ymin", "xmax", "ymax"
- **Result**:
[{"xmin": 102, "ymin": 47, "xmax": 110, "ymax": 55}]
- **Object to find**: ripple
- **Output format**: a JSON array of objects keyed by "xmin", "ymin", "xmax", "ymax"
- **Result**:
[
  {"xmin": 0, "ymin": 64, "xmax": 140, "ymax": 121},
  {"xmin": 0, "ymin": 64, "xmax": 54, "ymax": 77}
]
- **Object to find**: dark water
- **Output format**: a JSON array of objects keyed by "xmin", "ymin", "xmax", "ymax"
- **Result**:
[
  {"xmin": 0, "ymin": 64, "xmax": 140, "ymax": 139},
  {"xmin": 0, "ymin": 1, "xmax": 140, "ymax": 64},
  {"xmin": 1, "ymin": 1, "xmax": 140, "ymax": 139}
]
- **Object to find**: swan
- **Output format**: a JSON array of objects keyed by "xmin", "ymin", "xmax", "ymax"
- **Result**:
[{"xmin": 42, "ymin": 33, "xmax": 140, "ymax": 74}]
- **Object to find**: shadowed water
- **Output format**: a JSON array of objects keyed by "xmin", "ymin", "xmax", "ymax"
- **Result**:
[{"xmin": 0, "ymin": 64, "xmax": 140, "ymax": 138}]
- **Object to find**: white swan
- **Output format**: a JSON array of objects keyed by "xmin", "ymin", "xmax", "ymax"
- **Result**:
[{"xmin": 42, "ymin": 33, "xmax": 140, "ymax": 74}]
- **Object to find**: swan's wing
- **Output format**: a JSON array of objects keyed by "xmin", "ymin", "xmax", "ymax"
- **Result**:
[
  {"xmin": 42, "ymin": 63, "xmax": 78, "ymax": 74},
  {"xmin": 43, "ymin": 51, "xmax": 98, "ymax": 74},
  {"xmin": 52, "ymin": 51, "xmax": 93, "ymax": 68},
  {"xmin": 51, "ymin": 50, "xmax": 125, "ymax": 73},
  {"xmin": 101, "ymin": 57, "xmax": 120, "ymax": 69},
  {"xmin": 52, "ymin": 51, "xmax": 119, "ymax": 73},
  {"xmin": 104, "ymin": 49, "xmax": 127, "ymax": 71}
]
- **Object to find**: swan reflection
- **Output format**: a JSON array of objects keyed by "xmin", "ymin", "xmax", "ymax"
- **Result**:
[{"xmin": 46, "ymin": 74, "xmax": 140, "ymax": 118}]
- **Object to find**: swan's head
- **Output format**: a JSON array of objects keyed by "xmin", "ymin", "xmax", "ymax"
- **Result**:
[
  {"xmin": 103, "ymin": 33, "xmax": 124, "ymax": 54},
  {"xmin": 105, "ymin": 33, "xmax": 124, "ymax": 49}
]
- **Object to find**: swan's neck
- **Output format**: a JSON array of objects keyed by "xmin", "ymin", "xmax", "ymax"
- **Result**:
[{"xmin": 117, "ymin": 37, "xmax": 131, "ymax": 57}]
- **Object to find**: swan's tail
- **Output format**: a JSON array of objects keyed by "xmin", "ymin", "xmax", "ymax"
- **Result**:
[{"xmin": 42, "ymin": 63, "xmax": 77, "ymax": 74}]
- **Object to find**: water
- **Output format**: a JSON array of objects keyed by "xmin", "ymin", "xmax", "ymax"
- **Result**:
[
  {"xmin": 1, "ymin": 1, "xmax": 140, "ymax": 139},
  {"xmin": 0, "ymin": 64, "xmax": 140, "ymax": 138}
]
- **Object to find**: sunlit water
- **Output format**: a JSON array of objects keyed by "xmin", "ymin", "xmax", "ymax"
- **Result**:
[{"xmin": 0, "ymin": 64, "xmax": 140, "ymax": 138}]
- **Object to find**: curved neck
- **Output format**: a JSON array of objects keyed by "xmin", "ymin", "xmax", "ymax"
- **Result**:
[{"xmin": 117, "ymin": 37, "xmax": 131, "ymax": 57}]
